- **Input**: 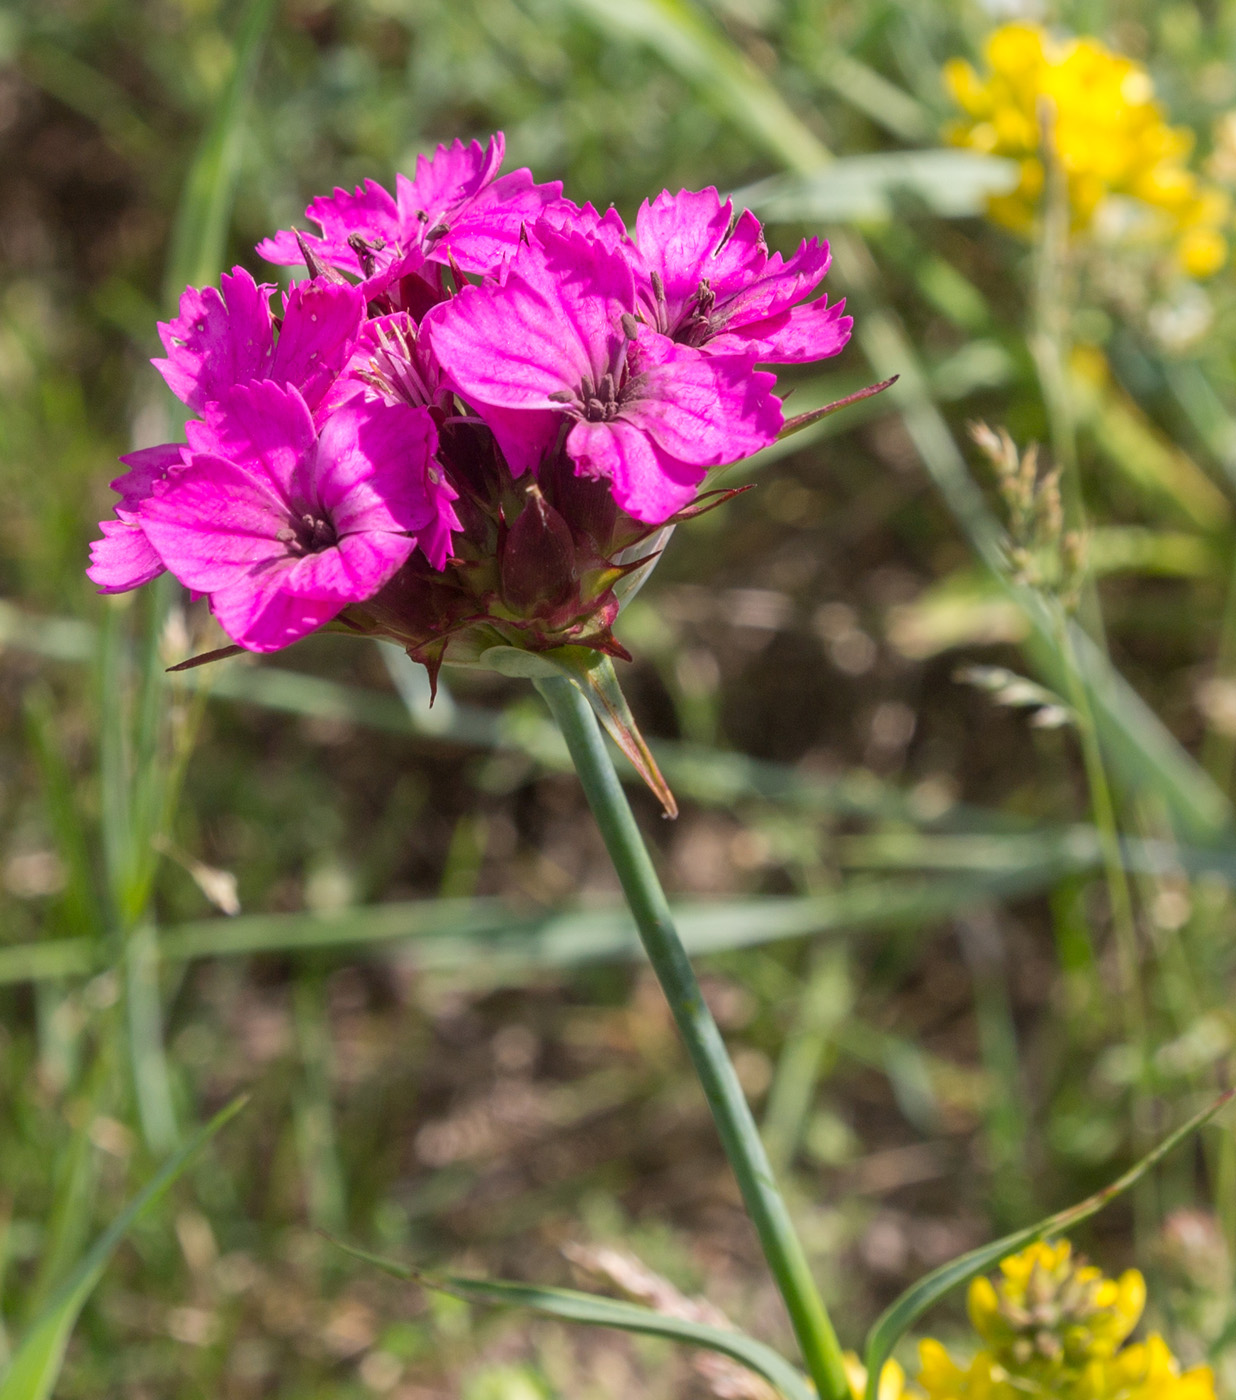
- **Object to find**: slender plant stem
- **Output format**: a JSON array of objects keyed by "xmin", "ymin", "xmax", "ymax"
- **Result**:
[
  {"xmin": 535, "ymin": 675, "xmax": 850, "ymax": 1400},
  {"xmin": 1054, "ymin": 612, "xmax": 1144, "ymax": 1049}
]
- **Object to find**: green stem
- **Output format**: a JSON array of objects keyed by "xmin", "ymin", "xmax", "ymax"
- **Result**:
[
  {"xmin": 1055, "ymin": 613, "xmax": 1145, "ymax": 1048},
  {"xmin": 535, "ymin": 675, "xmax": 850, "ymax": 1400}
]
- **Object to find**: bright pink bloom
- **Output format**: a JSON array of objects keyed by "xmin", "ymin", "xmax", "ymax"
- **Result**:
[
  {"xmin": 257, "ymin": 134, "xmax": 563, "ymax": 292},
  {"xmin": 136, "ymin": 381, "xmax": 458, "ymax": 652},
  {"xmin": 87, "ymin": 444, "xmax": 185, "ymax": 593},
  {"xmin": 633, "ymin": 187, "xmax": 851, "ymax": 364},
  {"xmin": 426, "ymin": 225, "xmax": 782, "ymax": 523},
  {"xmin": 322, "ymin": 313, "xmax": 450, "ymax": 416},
  {"xmin": 155, "ymin": 267, "xmax": 365, "ymax": 414},
  {"xmin": 88, "ymin": 269, "xmax": 366, "ymax": 597}
]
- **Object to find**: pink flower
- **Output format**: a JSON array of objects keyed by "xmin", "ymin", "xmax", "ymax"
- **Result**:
[
  {"xmin": 426, "ymin": 225, "xmax": 783, "ymax": 523},
  {"xmin": 257, "ymin": 133, "xmax": 563, "ymax": 293},
  {"xmin": 633, "ymin": 187, "xmax": 852, "ymax": 364},
  {"xmin": 155, "ymin": 267, "xmax": 365, "ymax": 414},
  {"xmin": 136, "ymin": 381, "xmax": 458, "ymax": 652},
  {"xmin": 87, "ymin": 444, "xmax": 185, "ymax": 593},
  {"xmin": 88, "ymin": 269, "xmax": 366, "ymax": 596}
]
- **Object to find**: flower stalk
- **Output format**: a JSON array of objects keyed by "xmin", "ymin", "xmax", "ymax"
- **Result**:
[{"xmin": 534, "ymin": 673, "xmax": 850, "ymax": 1400}]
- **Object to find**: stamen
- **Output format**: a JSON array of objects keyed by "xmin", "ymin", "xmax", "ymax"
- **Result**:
[
  {"xmin": 620, "ymin": 312, "xmax": 641, "ymax": 339},
  {"xmin": 347, "ymin": 234, "xmax": 380, "ymax": 277}
]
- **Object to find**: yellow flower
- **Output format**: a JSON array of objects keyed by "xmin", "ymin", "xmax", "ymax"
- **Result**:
[
  {"xmin": 844, "ymin": 1352, "xmax": 919, "ymax": 1400},
  {"xmin": 915, "ymin": 1241, "xmax": 1217, "ymax": 1400},
  {"xmin": 944, "ymin": 23, "xmax": 1231, "ymax": 275}
]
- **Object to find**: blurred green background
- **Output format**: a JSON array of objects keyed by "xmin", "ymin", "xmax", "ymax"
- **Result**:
[{"xmin": 4, "ymin": 0, "xmax": 1236, "ymax": 1394}]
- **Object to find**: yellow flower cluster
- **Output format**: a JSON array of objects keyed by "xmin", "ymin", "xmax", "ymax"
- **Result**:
[
  {"xmin": 915, "ymin": 1241, "xmax": 1216, "ymax": 1400},
  {"xmin": 944, "ymin": 24, "xmax": 1230, "ymax": 278}
]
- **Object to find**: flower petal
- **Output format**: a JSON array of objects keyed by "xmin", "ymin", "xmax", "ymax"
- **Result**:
[
  {"xmin": 270, "ymin": 279, "xmax": 365, "ymax": 410},
  {"xmin": 312, "ymin": 396, "xmax": 450, "ymax": 540},
  {"xmin": 567, "ymin": 418, "xmax": 704, "ymax": 523},
  {"xmin": 87, "ymin": 519, "xmax": 165, "ymax": 593},
  {"xmin": 427, "ymin": 225, "xmax": 634, "ymax": 407},
  {"xmin": 620, "ymin": 330, "xmax": 782, "ymax": 465},
  {"xmin": 207, "ymin": 566, "xmax": 343, "ymax": 652},
  {"xmin": 138, "ymin": 453, "xmax": 296, "ymax": 594},
  {"xmin": 187, "ymin": 380, "xmax": 317, "ymax": 502},
  {"xmin": 153, "ymin": 268, "xmax": 274, "ymax": 409}
]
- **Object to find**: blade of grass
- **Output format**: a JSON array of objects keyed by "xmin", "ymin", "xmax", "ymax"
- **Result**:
[
  {"xmin": 125, "ymin": 923, "xmax": 178, "ymax": 1154},
  {"xmin": 762, "ymin": 945, "xmax": 852, "ymax": 1174},
  {"xmin": 329, "ymin": 1238, "xmax": 816, "ymax": 1400},
  {"xmin": 0, "ymin": 860, "xmax": 1091, "ymax": 991},
  {"xmin": 23, "ymin": 688, "xmax": 102, "ymax": 941},
  {"xmin": 292, "ymin": 976, "xmax": 347, "ymax": 1234},
  {"xmin": 162, "ymin": 0, "xmax": 279, "ymax": 302},
  {"xmin": 860, "ymin": 1089, "xmax": 1235, "ymax": 1400},
  {"xmin": 0, "ymin": 1096, "xmax": 246, "ymax": 1400}
]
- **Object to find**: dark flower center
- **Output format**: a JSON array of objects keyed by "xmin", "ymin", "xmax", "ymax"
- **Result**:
[
  {"xmin": 579, "ymin": 371, "xmax": 620, "ymax": 422},
  {"xmin": 278, "ymin": 512, "xmax": 339, "ymax": 555}
]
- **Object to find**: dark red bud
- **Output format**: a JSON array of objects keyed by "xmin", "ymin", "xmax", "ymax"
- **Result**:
[{"xmin": 500, "ymin": 487, "xmax": 578, "ymax": 612}]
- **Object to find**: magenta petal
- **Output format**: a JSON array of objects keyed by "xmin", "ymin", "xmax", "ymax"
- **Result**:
[
  {"xmin": 540, "ymin": 199, "xmax": 630, "ymax": 252},
  {"xmin": 304, "ymin": 179, "xmax": 402, "ymax": 271},
  {"xmin": 271, "ymin": 279, "xmax": 365, "ymax": 409},
  {"xmin": 189, "ymin": 381, "xmax": 317, "ymax": 499},
  {"xmin": 427, "ymin": 227, "xmax": 634, "ymax": 407},
  {"xmin": 710, "ymin": 298, "xmax": 853, "ymax": 364},
  {"xmin": 208, "ymin": 567, "xmax": 343, "ymax": 652},
  {"xmin": 255, "ymin": 229, "xmax": 307, "ymax": 267},
  {"xmin": 87, "ymin": 442, "xmax": 188, "ymax": 593},
  {"xmin": 153, "ymin": 268, "xmax": 274, "ymax": 410},
  {"xmin": 714, "ymin": 239, "xmax": 832, "ymax": 326},
  {"xmin": 621, "ymin": 331, "xmax": 782, "ymax": 465},
  {"xmin": 87, "ymin": 519, "xmax": 165, "ymax": 592},
  {"xmin": 138, "ymin": 454, "xmax": 293, "ymax": 594},
  {"xmin": 394, "ymin": 134, "xmax": 561, "ymax": 276},
  {"xmin": 478, "ymin": 404, "xmax": 562, "ymax": 478},
  {"xmin": 567, "ymin": 418, "xmax": 703, "ymax": 523},
  {"xmin": 313, "ymin": 397, "xmax": 442, "ymax": 537},
  {"xmin": 279, "ymin": 530, "xmax": 416, "ymax": 600},
  {"xmin": 110, "ymin": 443, "xmax": 187, "ymax": 513},
  {"xmin": 634, "ymin": 189, "xmax": 766, "ymax": 320}
]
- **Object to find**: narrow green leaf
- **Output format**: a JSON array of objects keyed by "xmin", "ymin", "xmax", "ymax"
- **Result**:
[
  {"xmin": 163, "ymin": 0, "xmax": 278, "ymax": 302},
  {"xmin": 328, "ymin": 1238, "xmax": 815, "ymax": 1400},
  {"xmin": 738, "ymin": 151, "xmax": 1020, "ymax": 224},
  {"xmin": 23, "ymin": 688, "xmax": 102, "ymax": 940},
  {"xmin": 560, "ymin": 0, "xmax": 828, "ymax": 175},
  {"xmin": 861, "ymin": 1090, "xmax": 1235, "ymax": 1400},
  {"xmin": 0, "ymin": 1096, "xmax": 246, "ymax": 1400}
]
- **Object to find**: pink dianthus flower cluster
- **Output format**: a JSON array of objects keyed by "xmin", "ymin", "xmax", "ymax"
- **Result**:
[{"xmin": 89, "ymin": 134, "xmax": 851, "ymax": 677}]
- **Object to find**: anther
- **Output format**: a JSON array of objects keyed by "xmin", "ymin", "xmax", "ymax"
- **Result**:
[
  {"xmin": 347, "ymin": 233, "xmax": 380, "ymax": 277},
  {"xmin": 620, "ymin": 312, "xmax": 641, "ymax": 339}
]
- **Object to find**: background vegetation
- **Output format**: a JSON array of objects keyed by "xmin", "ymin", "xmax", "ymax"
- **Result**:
[{"xmin": 2, "ymin": 0, "xmax": 1236, "ymax": 1394}]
